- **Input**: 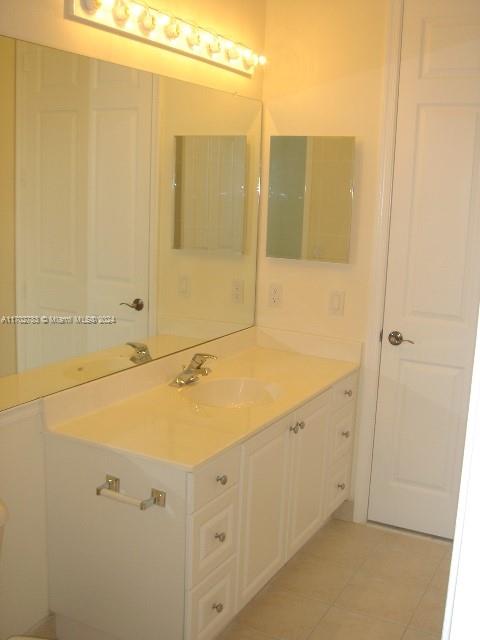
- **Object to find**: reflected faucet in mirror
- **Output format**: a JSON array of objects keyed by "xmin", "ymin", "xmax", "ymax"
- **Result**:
[
  {"xmin": 126, "ymin": 342, "xmax": 152, "ymax": 365},
  {"xmin": 171, "ymin": 353, "xmax": 217, "ymax": 387}
]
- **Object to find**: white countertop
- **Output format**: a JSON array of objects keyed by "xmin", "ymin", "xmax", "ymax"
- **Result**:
[{"xmin": 51, "ymin": 346, "xmax": 358, "ymax": 469}]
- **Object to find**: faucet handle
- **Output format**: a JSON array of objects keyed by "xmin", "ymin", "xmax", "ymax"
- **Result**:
[
  {"xmin": 190, "ymin": 353, "xmax": 217, "ymax": 368},
  {"xmin": 127, "ymin": 341, "xmax": 146, "ymax": 351}
]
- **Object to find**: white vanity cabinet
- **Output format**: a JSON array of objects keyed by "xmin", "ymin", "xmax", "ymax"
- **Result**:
[
  {"xmin": 238, "ymin": 374, "xmax": 356, "ymax": 608},
  {"xmin": 45, "ymin": 371, "xmax": 358, "ymax": 640},
  {"xmin": 238, "ymin": 385, "xmax": 348, "ymax": 610}
]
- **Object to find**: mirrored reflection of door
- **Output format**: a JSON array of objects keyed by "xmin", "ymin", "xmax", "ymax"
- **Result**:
[
  {"xmin": 369, "ymin": 0, "xmax": 480, "ymax": 538},
  {"xmin": 15, "ymin": 43, "xmax": 152, "ymax": 370}
]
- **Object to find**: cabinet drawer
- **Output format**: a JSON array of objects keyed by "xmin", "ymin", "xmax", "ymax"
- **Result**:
[
  {"xmin": 188, "ymin": 487, "xmax": 238, "ymax": 588},
  {"xmin": 188, "ymin": 447, "xmax": 241, "ymax": 513},
  {"xmin": 332, "ymin": 372, "xmax": 358, "ymax": 411},
  {"xmin": 186, "ymin": 557, "xmax": 237, "ymax": 640},
  {"xmin": 324, "ymin": 456, "xmax": 351, "ymax": 518},
  {"xmin": 329, "ymin": 404, "xmax": 355, "ymax": 463}
]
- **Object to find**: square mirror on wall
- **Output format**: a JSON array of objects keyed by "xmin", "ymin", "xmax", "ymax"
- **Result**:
[{"xmin": 266, "ymin": 136, "xmax": 355, "ymax": 263}]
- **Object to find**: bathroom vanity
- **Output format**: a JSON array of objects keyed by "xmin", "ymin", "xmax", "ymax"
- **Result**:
[{"xmin": 44, "ymin": 347, "xmax": 358, "ymax": 640}]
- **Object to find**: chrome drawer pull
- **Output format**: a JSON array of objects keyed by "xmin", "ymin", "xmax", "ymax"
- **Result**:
[
  {"xmin": 297, "ymin": 420, "xmax": 306, "ymax": 430},
  {"xmin": 344, "ymin": 389, "xmax": 353, "ymax": 397},
  {"xmin": 212, "ymin": 602, "xmax": 224, "ymax": 613},
  {"xmin": 341, "ymin": 430, "xmax": 351, "ymax": 438},
  {"xmin": 290, "ymin": 424, "xmax": 299, "ymax": 434},
  {"xmin": 216, "ymin": 474, "xmax": 228, "ymax": 485},
  {"xmin": 96, "ymin": 475, "xmax": 166, "ymax": 510},
  {"xmin": 337, "ymin": 482, "xmax": 346, "ymax": 491},
  {"xmin": 215, "ymin": 532, "xmax": 226, "ymax": 543}
]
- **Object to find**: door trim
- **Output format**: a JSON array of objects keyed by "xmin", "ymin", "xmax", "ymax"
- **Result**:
[{"xmin": 352, "ymin": 0, "xmax": 404, "ymax": 522}]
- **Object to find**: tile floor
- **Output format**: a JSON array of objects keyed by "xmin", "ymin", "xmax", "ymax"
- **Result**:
[{"xmin": 218, "ymin": 519, "xmax": 452, "ymax": 640}]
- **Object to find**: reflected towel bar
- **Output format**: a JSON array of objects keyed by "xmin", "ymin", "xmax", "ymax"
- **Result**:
[{"xmin": 96, "ymin": 475, "xmax": 166, "ymax": 510}]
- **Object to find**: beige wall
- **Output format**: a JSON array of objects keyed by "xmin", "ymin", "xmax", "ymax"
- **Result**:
[
  {"xmin": 0, "ymin": 0, "xmax": 265, "ymax": 99},
  {"xmin": 0, "ymin": 36, "xmax": 17, "ymax": 376},
  {"xmin": 257, "ymin": 0, "xmax": 389, "ymax": 342}
]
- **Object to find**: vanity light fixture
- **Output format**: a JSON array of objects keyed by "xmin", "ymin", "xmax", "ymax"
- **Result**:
[{"xmin": 66, "ymin": 0, "xmax": 267, "ymax": 76}]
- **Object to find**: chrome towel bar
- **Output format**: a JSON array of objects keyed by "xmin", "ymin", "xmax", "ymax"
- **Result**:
[{"xmin": 96, "ymin": 475, "xmax": 166, "ymax": 510}]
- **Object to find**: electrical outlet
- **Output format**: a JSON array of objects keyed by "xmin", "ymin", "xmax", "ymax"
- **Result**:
[
  {"xmin": 178, "ymin": 275, "xmax": 190, "ymax": 298},
  {"xmin": 269, "ymin": 283, "xmax": 283, "ymax": 308},
  {"xmin": 329, "ymin": 290, "xmax": 346, "ymax": 316},
  {"xmin": 232, "ymin": 279, "xmax": 245, "ymax": 304}
]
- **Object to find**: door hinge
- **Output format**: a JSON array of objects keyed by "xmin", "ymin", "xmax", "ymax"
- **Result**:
[{"xmin": 379, "ymin": 328, "xmax": 383, "ymax": 342}]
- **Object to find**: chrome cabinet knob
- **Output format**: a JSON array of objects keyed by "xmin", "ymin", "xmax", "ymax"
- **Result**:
[
  {"xmin": 290, "ymin": 424, "xmax": 299, "ymax": 434},
  {"xmin": 337, "ymin": 482, "xmax": 346, "ymax": 490},
  {"xmin": 119, "ymin": 298, "xmax": 144, "ymax": 311},
  {"xmin": 297, "ymin": 420, "xmax": 306, "ymax": 430},
  {"xmin": 344, "ymin": 389, "xmax": 353, "ymax": 397},
  {"xmin": 388, "ymin": 330, "xmax": 414, "ymax": 346},
  {"xmin": 212, "ymin": 602, "xmax": 224, "ymax": 613},
  {"xmin": 341, "ymin": 430, "xmax": 351, "ymax": 438},
  {"xmin": 216, "ymin": 474, "xmax": 228, "ymax": 486},
  {"xmin": 215, "ymin": 532, "xmax": 226, "ymax": 543}
]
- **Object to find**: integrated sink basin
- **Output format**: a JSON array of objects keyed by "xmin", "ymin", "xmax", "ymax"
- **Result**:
[{"xmin": 183, "ymin": 377, "xmax": 281, "ymax": 409}]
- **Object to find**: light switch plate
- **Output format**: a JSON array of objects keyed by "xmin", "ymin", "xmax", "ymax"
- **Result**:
[
  {"xmin": 232, "ymin": 279, "xmax": 245, "ymax": 304},
  {"xmin": 329, "ymin": 290, "xmax": 346, "ymax": 316}
]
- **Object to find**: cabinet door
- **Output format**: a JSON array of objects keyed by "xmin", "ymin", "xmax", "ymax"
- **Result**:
[
  {"xmin": 287, "ymin": 392, "xmax": 329, "ymax": 558},
  {"xmin": 238, "ymin": 415, "xmax": 291, "ymax": 607}
]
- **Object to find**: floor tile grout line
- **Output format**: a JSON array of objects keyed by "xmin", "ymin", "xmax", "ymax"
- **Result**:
[
  {"xmin": 402, "ymin": 543, "xmax": 451, "ymax": 633},
  {"xmin": 304, "ymin": 603, "xmax": 334, "ymax": 640}
]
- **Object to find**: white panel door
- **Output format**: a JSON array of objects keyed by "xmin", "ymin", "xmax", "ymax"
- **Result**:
[
  {"xmin": 16, "ymin": 45, "xmax": 153, "ymax": 369},
  {"xmin": 369, "ymin": 0, "xmax": 480, "ymax": 538},
  {"xmin": 86, "ymin": 59, "xmax": 152, "ymax": 351}
]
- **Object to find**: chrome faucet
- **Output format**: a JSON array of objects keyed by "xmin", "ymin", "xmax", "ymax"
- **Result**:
[
  {"xmin": 171, "ymin": 353, "xmax": 217, "ymax": 387},
  {"xmin": 126, "ymin": 342, "xmax": 152, "ymax": 365}
]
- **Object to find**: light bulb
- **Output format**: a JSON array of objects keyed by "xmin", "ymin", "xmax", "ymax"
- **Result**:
[
  {"xmin": 242, "ymin": 49, "xmax": 254, "ymax": 69},
  {"xmin": 164, "ymin": 19, "xmax": 180, "ymax": 40},
  {"xmin": 258, "ymin": 55, "xmax": 267, "ymax": 66},
  {"xmin": 186, "ymin": 28, "xmax": 201, "ymax": 50},
  {"xmin": 129, "ymin": 2, "xmax": 143, "ymax": 18},
  {"xmin": 181, "ymin": 23, "xmax": 193, "ymax": 37},
  {"xmin": 207, "ymin": 36, "xmax": 221, "ymax": 56},
  {"xmin": 200, "ymin": 31, "xmax": 215, "ymax": 45},
  {"xmin": 223, "ymin": 39, "xmax": 239, "ymax": 61},
  {"xmin": 157, "ymin": 13, "xmax": 170, "ymax": 26},
  {"xmin": 81, "ymin": 0, "xmax": 102, "ymax": 14},
  {"xmin": 112, "ymin": 0, "xmax": 130, "ymax": 25},
  {"xmin": 138, "ymin": 7, "xmax": 156, "ymax": 33}
]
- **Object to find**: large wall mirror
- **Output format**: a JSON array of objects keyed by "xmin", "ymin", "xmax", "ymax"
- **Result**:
[
  {"xmin": 266, "ymin": 136, "xmax": 355, "ymax": 263},
  {"xmin": 0, "ymin": 35, "xmax": 261, "ymax": 411}
]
